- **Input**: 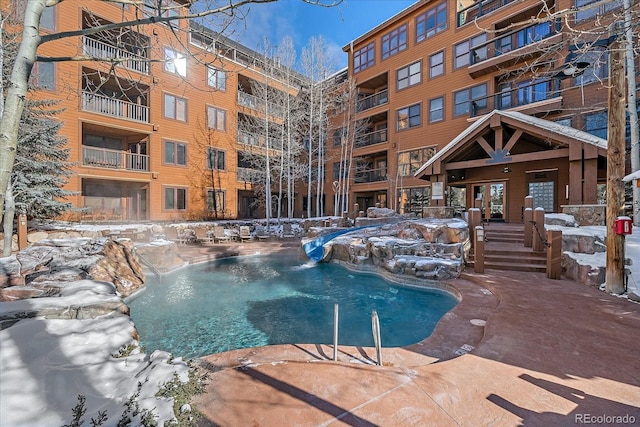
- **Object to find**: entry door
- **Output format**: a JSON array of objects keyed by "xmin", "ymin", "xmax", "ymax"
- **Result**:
[
  {"xmin": 128, "ymin": 188, "xmax": 147, "ymax": 220},
  {"xmin": 472, "ymin": 182, "xmax": 506, "ymax": 221}
]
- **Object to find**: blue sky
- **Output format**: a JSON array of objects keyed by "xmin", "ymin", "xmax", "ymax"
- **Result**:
[{"xmin": 231, "ymin": 0, "xmax": 416, "ymax": 69}]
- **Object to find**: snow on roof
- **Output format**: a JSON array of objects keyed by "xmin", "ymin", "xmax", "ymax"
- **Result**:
[
  {"xmin": 623, "ymin": 170, "xmax": 640, "ymax": 182},
  {"xmin": 414, "ymin": 110, "xmax": 608, "ymax": 178}
]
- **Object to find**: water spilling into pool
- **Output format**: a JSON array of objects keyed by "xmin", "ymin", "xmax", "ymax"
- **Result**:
[{"xmin": 128, "ymin": 254, "xmax": 457, "ymax": 359}]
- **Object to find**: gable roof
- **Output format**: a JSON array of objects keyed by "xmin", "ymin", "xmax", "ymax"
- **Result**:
[{"xmin": 414, "ymin": 110, "xmax": 608, "ymax": 178}]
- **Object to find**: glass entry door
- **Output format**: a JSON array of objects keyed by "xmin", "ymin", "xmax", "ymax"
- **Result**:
[{"xmin": 472, "ymin": 182, "xmax": 506, "ymax": 221}]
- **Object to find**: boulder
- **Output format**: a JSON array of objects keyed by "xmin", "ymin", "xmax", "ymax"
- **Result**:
[
  {"xmin": 134, "ymin": 240, "xmax": 186, "ymax": 274},
  {"xmin": 27, "ymin": 231, "xmax": 49, "ymax": 243}
]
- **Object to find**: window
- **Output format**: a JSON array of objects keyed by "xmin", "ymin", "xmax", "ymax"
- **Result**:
[
  {"xmin": 429, "ymin": 97, "xmax": 444, "ymax": 123},
  {"xmin": 429, "ymin": 51, "xmax": 444, "ymax": 78},
  {"xmin": 32, "ymin": 62, "xmax": 55, "ymax": 90},
  {"xmin": 145, "ymin": 0, "xmax": 180, "ymax": 20},
  {"xmin": 454, "ymin": 84, "xmax": 487, "ymax": 117},
  {"xmin": 381, "ymin": 24, "xmax": 407, "ymax": 59},
  {"xmin": 41, "ymin": 5, "xmax": 55, "ymax": 30},
  {"xmin": 575, "ymin": 49, "xmax": 608, "ymax": 86},
  {"xmin": 207, "ymin": 147, "xmax": 226, "ymax": 170},
  {"xmin": 575, "ymin": 0, "xmax": 622, "ymax": 21},
  {"xmin": 333, "ymin": 129, "xmax": 343, "ymax": 147},
  {"xmin": 396, "ymin": 104, "xmax": 421, "ymax": 130},
  {"xmin": 454, "ymin": 34, "xmax": 487, "ymax": 69},
  {"xmin": 207, "ymin": 66, "xmax": 226, "ymax": 90},
  {"xmin": 164, "ymin": 93, "xmax": 187, "ymax": 121},
  {"xmin": 206, "ymin": 189, "xmax": 225, "ymax": 212},
  {"xmin": 398, "ymin": 187, "xmax": 431, "ymax": 216},
  {"xmin": 164, "ymin": 187, "xmax": 186, "ymax": 210},
  {"xmin": 583, "ymin": 111, "xmax": 608, "ymax": 139},
  {"xmin": 416, "ymin": 2, "xmax": 447, "ymax": 42},
  {"xmin": 206, "ymin": 106, "xmax": 226, "ymax": 131},
  {"xmin": 397, "ymin": 147, "xmax": 437, "ymax": 176},
  {"xmin": 354, "ymin": 42, "xmax": 375, "ymax": 73},
  {"xmin": 164, "ymin": 48, "xmax": 187, "ymax": 77},
  {"xmin": 164, "ymin": 141, "xmax": 186, "ymax": 166},
  {"xmin": 397, "ymin": 61, "xmax": 421, "ymax": 90}
]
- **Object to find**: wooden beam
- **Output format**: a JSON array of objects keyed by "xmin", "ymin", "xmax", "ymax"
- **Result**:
[
  {"xmin": 444, "ymin": 148, "xmax": 569, "ymax": 170},
  {"xmin": 503, "ymin": 129, "xmax": 523, "ymax": 154},
  {"xmin": 475, "ymin": 135, "xmax": 494, "ymax": 156}
]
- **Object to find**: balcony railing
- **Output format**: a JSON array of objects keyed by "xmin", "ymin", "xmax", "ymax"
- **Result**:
[
  {"xmin": 238, "ymin": 91, "xmax": 285, "ymax": 118},
  {"xmin": 457, "ymin": 0, "xmax": 515, "ymax": 27},
  {"xmin": 469, "ymin": 78, "xmax": 561, "ymax": 117},
  {"xmin": 82, "ymin": 92, "xmax": 149, "ymax": 123},
  {"xmin": 83, "ymin": 146, "xmax": 149, "ymax": 171},
  {"xmin": 470, "ymin": 20, "xmax": 561, "ymax": 66},
  {"xmin": 82, "ymin": 36, "xmax": 149, "ymax": 75},
  {"xmin": 357, "ymin": 89, "xmax": 388, "ymax": 113},
  {"xmin": 237, "ymin": 167, "xmax": 264, "ymax": 183},
  {"xmin": 354, "ymin": 166, "xmax": 388, "ymax": 184},
  {"xmin": 237, "ymin": 130, "xmax": 283, "ymax": 150},
  {"xmin": 355, "ymin": 128, "xmax": 388, "ymax": 148}
]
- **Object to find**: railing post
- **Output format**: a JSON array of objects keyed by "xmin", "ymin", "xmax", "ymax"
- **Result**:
[
  {"xmin": 524, "ymin": 196, "xmax": 533, "ymax": 248},
  {"xmin": 333, "ymin": 304, "xmax": 339, "ymax": 361},
  {"xmin": 532, "ymin": 207, "xmax": 546, "ymax": 252},
  {"xmin": 469, "ymin": 208, "xmax": 481, "ymax": 245},
  {"xmin": 474, "ymin": 225, "xmax": 485, "ymax": 273},
  {"xmin": 546, "ymin": 229, "xmax": 562, "ymax": 279}
]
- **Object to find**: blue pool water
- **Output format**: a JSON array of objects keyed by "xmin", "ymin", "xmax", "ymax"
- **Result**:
[{"xmin": 127, "ymin": 254, "xmax": 457, "ymax": 359}]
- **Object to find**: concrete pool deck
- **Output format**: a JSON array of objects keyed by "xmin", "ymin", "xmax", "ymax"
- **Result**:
[{"xmin": 170, "ymin": 240, "xmax": 640, "ymax": 426}]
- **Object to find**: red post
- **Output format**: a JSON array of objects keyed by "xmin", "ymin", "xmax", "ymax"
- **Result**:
[
  {"xmin": 17, "ymin": 213, "xmax": 28, "ymax": 251},
  {"xmin": 469, "ymin": 208, "xmax": 481, "ymax": 245},
  {"xmin": 523, "ymin": 208, "xmax": 533, "ymax": 248}
]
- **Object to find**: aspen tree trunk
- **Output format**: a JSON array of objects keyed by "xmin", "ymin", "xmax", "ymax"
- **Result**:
[{"xmin": 624, "ymin": 0, "xmax": 639, "ymax": 225}]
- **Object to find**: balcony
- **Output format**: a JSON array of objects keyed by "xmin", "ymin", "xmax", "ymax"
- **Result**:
[
  {"xmin": 237, "ymin": 130, "xmax": 283, "ymax": 150},
  {"xmin": 469, "ymin": 20, "xmax": 562, "ymax": 78},
  {"xmin": 237, "ymin": 167, "xmax": 264, "ymax": 183},
  {"xmin": 82, "ymin": 36, "xmax": 149, "ymax": 75},
  {"xmin": 237, "ymin": 91, "xmax": 285, "ymax": 118},
  {"xmin": 355, "ymin": 128, "xmax": 388, "ymax": 148},
  {"xmin": 357, "ymin": 89, "xmax": 388, "ymax": 113},
  {"xmin": 354, "ymin": 166, "xmax": 388, "ymax": 184},
  {"xmin": 82, "ymin": 92, "xmax": 149, "ymax": 123},
  {"xmin": 457, "ymin": 0, "xmax": 515, "ymax": 27},
  {"xmin": 469, "ymin": 78, "xmax": 562, "ymax": 118},
  {"xmin": 82, "ymin": 146, "xmax": 149, "ymax": 171}
]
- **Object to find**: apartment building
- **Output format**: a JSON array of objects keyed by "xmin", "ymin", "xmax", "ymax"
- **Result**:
[
  {"xmin": 23, "ymin": 0, "xmax": 305, "ymax": 222},
  {"xmin": 327, "ymin": 0, "xmax": 638, "ymax": 223}
]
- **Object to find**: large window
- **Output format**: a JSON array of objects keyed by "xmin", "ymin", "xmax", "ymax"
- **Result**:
[
  {"xmin": 397, "ymin": 147, "xmax": 436, "ymax": 176},
  {"xmin": 429, "ymin": 51, "xmax": 444, "ymax": 78},
  {"xmin": 164, "ymin": 141, "xmax": 186, "ymax": 166},
  {"xmin": 454, "ymin": 84, "xmax": 487, "ymax": 117},
  {"xmin": 164, "ymin": 187, "xmax": 186, "ymax": 210},
  {"xmin": 145, "ymin": 0, "xmax": 181, "ymax": 20},
  {"xmin": 333, "ymin": 128, "xmax": 344, "ymax": 147},
  {"xmin": 398, "ymin": 187, "xmax": 431, "ymax": 217},
  {"xmin": 415, "ymin": 2, "xmax": 447, "ymax": 42},
  {"xmin": 396, "ymin": 104, "xmax": 421, "ymax": 130},
  {"xmin": 429, "ymin": 97, "xmax": 444, "ymax": 123},
  {"xmin": 397, "ymin": 61, "xmax": 421, "ymax": 90},
  {"xmin": 454, "ymin": 34, "xmax": 487, "ymax": 69},
  {"xmin": 206, "ymin": 189, "xmax": 225, "ymax": 212},
  {"xmin": 32, "ymin": 62, "xmax": 55, "ymax": 90},
  {"xmin": 206, "ymin": 106, "xmax": 226, "ymax": 131},
  {"xmin": 583, "ymin": 111, "xmax": 608, "ymax": 139},
  {"xmin": 575, "ymin": 0, "xmax": 622, "ymax": 21},
  {"xmin": 164, "ymin": 48, "xmax": 187, "ymax": 77},
  {"xmin": 164, "ymin": 93, "xmax": 187, "ymax": 121},
  {"xmin": 354, "ymin": 42, "xmax": 375, "ymax": 73},
  {"xmin": 575, "ymin": 49, "xmax": 608, "ymax": 86},
  {"xmin": 207, "ymin": 147, "xmax": 225, "ymax": 170},
  {"xmin": 381, "ymin": 24, "xmax": 407, "ymax": 59},
  {"xmin": 207, "ymin": 66, "xmax": 226, "ymax": 90}
]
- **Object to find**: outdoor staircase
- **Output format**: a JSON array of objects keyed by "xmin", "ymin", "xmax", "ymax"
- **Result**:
[{"xmin": 467, "ymin": 224, "xmax": 547, "ymax": 273}]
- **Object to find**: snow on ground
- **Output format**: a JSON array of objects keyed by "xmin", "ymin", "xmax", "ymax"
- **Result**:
[{"xmin": 1, "ymin": 218, "xmax": 638, "ymax": 425}]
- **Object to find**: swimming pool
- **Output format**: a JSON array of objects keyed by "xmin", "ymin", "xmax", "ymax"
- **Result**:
[{"xmin": 127, "ymin": 254, "xmax": 458, "ymax": 359}]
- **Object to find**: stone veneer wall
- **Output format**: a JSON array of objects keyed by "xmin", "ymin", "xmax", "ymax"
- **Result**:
[
  {"xmin": 422, "ymin": 206, "xmax": 455, "ymax": 219},
  {"xmin": 561, "ymin": 205, "xmax": 606, "ymax": 226}
]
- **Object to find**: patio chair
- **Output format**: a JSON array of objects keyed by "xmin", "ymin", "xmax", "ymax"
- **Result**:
[
  {"xmin": 194, "ymin": 226, "xmax": 214, "ymax": 245},
  {"xmin": 163, "ymin": 227, "xmax": 183, "ymax": 244},
  {"xmin": 281, "ymin": 223, "xmax": 296, "ymax": 239},
  {"xmin": 212, "ymin": 225, "xmax": 233, "ymax": 244},
  {"xmin": 239, "ymin": 225, "xmax": 254, "ymax": 242},
  {"xmin": 255, "ymin": 226, "xmax": 270, "ymax": 241}
]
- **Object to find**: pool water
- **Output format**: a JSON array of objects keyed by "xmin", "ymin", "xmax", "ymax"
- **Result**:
[{"xmin": 127, "ymin": 254, "xmax": 457, "ymax": 359}]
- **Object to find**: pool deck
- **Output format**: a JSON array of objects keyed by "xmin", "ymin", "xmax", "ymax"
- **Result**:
[{"xmin": 173, "ymin": 240, "xmax": 640, "ymax": 426}]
